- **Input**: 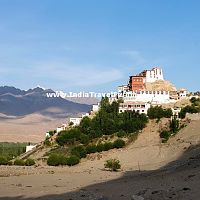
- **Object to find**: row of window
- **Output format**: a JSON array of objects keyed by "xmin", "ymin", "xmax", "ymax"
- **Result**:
[
  {"xmin": 124, "ymin": 91, "xmax": 169, "ymax": 96},
  {"xmin": 119, "ymin": 109, "xmax": 145, "ymax": 113},
  {"xmin": 120, "ymin": 104, "xmax": 146, "ymax": 108}
]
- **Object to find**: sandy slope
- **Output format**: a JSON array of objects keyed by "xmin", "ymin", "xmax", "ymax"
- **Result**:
[
  {"xmin": 0, "ymin": 117, "xmax": 200, "ymax": 199},
  {"xmin": 0, "ymin": 113, "xmax": 67, "ymax": 142}
]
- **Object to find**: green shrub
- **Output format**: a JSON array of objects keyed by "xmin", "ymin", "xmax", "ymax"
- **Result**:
[
  {"xmin": 103, "ymin": 142, "xmax": 113, "ymax": 151},
  {"xmin": 104, "ymin": 159, "xmax": 121, "ymax": 171},
  {"xmin": 44, "ymin": 139, "xmax": 51, "ymax": 146},
  {"xmin": 14, "ymin": 159, "xmax": 25, "ymax": 166},
  {"xmin": 66, "ymin": 155, "xmax": 80, "ymax": 166},
  {"xmin": 113, "ymin": 139, "xmax": 125, "ymax": 149},
  {"xmin": 80, "ymin": 134, "xmax": 90, "ymax": 145},
  {"xmin": 25, "ymin": 158, "xmax": 35, "ymax": 166},
  {"xmin": 0, "ymin": 156, "xmax": 8, "ymax": 165},
  {"xmin": 116, "ymin": 130, "xmax": 127, "ymax": 138},
  {"xmin": 86, "ymin": 145, "xmax": 97, "ymax": 154},
  {"xmin": 48, "ymin": 131, "xmax": 55, "ymax": 137},
  {"xmin": 47, "ymin": 154, "xmax": 67, "ymax": 166},
  {"xmin": 71, "ymin": 145, "xmax": 87, "ymax": 158},
  {"xmin": 160, "ymin": 130, "xmax": 171, "ymax": 142},
  {"xmin": 170, "ymin": 118, "xmax": 179, "ymax": 133},
  {"xmin": 147, "ymin": 106, "xmax": 172, "ymax": 119},
  {"xmin": 96, "ymin": 143, "xmax": 104, "ymax": 152}
]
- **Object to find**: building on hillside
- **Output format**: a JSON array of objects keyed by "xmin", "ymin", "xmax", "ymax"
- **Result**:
[
  {"xmin": 128, "ymin": 67, "xmax": 164, "ymax": 91},
  {"xmin": 145, "ymin": 67, "xmax": 164, "ymax": 83},
  {"xmin": 69, "ymin": 117, "xmax": 82, "ymax": 126},
  {"xmin": 177, "ymin": 89, "xmax": 188, "ymax": 99},
  {"xmin": 171, "ymin": 107, "xmax": 181, "ymax": 119},
  {"xmin": 118, "ymin": 85, "xmax": 129, "ymax": 94},
  {"xmin": 82, "ymin": 112, "xmax": 90, "ymax": 118},
  {"xmin": 26, "ymin": 145, "xmax": 36, "ymax": 153},
  {"xmin": 128, "ymin": 75, "xmax": 145, "ymax": 91},
  {"xmin": 92, "ymin": 104, "xmax": 100, "ymax": 112},
  {"xmin": 119, "ymin": 102, "xmax": 151, "ymax": 114},
  {"xmin": 56, "ymin": 124, "xmax": 67, "ymax": 133},
  {"xmin": 118, "ymin": 90, "xmax": 170, "ymax": 104},
  {"xmin": 45, "ymin": 132, "xmax": 50, "ymax": 138}
]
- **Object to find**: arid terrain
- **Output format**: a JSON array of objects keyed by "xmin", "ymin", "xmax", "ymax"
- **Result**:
[
  {"xmin": 0, "ymin": 115, "xmax": 200, "ymax": 200},
  {"xmin": 0, "ymin": 113, "xmax": 67, "ymax": 143}
]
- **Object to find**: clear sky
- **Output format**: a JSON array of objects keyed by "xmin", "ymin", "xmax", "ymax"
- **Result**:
[{"xmin": 0, "ymin": 0, "xmax": 200, "ymax": 92}]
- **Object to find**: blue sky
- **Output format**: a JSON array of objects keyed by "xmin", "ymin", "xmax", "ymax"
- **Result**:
[{"xmin": 0, "ymin": 0, "xmax": 200, "ymax": 92}]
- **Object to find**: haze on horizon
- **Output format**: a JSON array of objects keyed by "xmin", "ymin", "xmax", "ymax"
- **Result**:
[{"xmin": 0, "ymin": 0, "xmax": 200, "ymax": 92}]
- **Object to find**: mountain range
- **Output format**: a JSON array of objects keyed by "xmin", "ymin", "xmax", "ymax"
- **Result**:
[{"xmin": 0, "ymin": 86, "xmax": 92, "ymax": 118}]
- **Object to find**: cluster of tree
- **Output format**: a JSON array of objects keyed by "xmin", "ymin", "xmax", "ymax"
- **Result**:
[
  {"xmin": 160, "ymin": 118, "xmax": 180, "ymax": 142},
  {"xmin": 147, "ymin": 106, "xmax": 172, "ymax": 120},
  {"xmin": 47, "ymin": 154, "xmax": 80, "ymax": 166},
  {"xmin": 70, "ymin": 139, "xmax": 125, "ymax": 159},
  {"xmin": 179, "ymin": 97, "xmax": 200, "ymax": 119},
  {"xmin": 56, "ymin": 97, "xmax": 148, "ymax": 146},
  {"xmin": 0, "ymin": 157, "xmax": 35, "ymax": 166}
]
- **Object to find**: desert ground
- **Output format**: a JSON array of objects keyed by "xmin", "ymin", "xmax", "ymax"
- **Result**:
[
  {"xmin": 0, "ymin": 115, "xmax": 200, "ymax": 200},
  {"xmin": 0, "ymin": 113, "xmax": 67, "ymax": 143}
]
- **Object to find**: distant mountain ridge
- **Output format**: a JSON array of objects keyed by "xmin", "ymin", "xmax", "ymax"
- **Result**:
[{"xmin": 0, "ymin": 86, "xmax": 91, "ymax": 118}]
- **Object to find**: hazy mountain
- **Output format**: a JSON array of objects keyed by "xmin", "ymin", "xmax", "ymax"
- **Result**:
[{"xmin": 0, "ymin": 86, "xmax": 91, "ymax": 118}]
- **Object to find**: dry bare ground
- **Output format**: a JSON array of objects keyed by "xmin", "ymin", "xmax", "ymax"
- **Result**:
[
  {"xmin": 0, "ymin": 113, "xmax": 67, "ymax": 143},
  {"xmin": 0, "ymin": 117, "xmax": 200, "ymax": 199}
]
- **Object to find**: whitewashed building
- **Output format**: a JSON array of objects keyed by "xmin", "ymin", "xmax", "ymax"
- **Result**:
[
  {"xmin": 92, "ymin": 104, "xmax": 100, "ymax": 112},
  {"xmin": 26, "ymin": 145, "xmax": 36, "ymax": 153},
  {"xmin": 56, "ymin": 124, "xmax": 67, "ymax": 133},
  {"xmin": 145, "ymin": 67, "xmax": 164, "ymax": 83},
  {"xmin": 69, "ymin": 117, "xmax": 82, "ymax": 126},
  {"xmin": 82, "ymin": 113, "xmax": 90, "ymax": 118},
  {"xmin": 119, "ymin": 102, "xmax": 151, "ymax": 114},
  {"xmin": 178, "ymin": 89, "xmax": 188, "ymax": 99},
  {"xmin": 118, "ymin": 90, "xmax": 170, "ymax": 104},
  {"xmin": 171, "ymin": 107, "xmax": 181, "ymax": 119}
]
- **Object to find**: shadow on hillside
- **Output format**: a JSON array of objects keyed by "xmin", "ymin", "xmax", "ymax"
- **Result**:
[{"xmin": 1, "ymin": 144, "xmax": 200, "ymax": 200}]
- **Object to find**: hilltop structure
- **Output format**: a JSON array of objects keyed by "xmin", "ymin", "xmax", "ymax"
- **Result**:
[
  {"xmin": 113, "ymin": 67, "xmax": 189, "ymax": 113},
  {"xmin": 129, "ymin": 67, "xmax": 164, "ymax": 91}
]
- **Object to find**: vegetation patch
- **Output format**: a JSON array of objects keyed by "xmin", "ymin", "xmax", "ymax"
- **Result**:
[
  {"xmin": 179, "ymin": 97, "xmax": 200, "ymax": 119},
  {"xmin": 160, "ymin": 118, "xmax": 181, "ymax": 142},
  {"xmin": 104, "ymin": 159, "xmax": 121, "ymax": 171},
  {"xmin": 0, "ymin": 142, "xmax": 27, "ymax": 160},
  {"xmin": 47, "ymin": 153, "xmax": 80, "ymax": 166},
  {"xmin": 147, "ymin": 106, "xmax": 172, "ymax": 120}
]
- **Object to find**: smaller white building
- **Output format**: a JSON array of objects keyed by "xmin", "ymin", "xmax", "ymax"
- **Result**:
[
  {"xmin": 69, "ymin": 117, "xmax": 82, "ymax": 126},
  {"xmin": 82, "ymin": 113, "xmax": 90, "ymax": 118},
  {"xmin": 56, "ymin": 124, "xmax": 67, "ymax": 133},
  {"xmin": 45, "ymin": 132, "xmax": 50, "ymax": 138},
  {"xmin": 92, "ymin": 104, "xmax": 100, "ymax": 112},
  {"xmin": 178, "ymin": 89, "xmax": 188, "ymax": 99},
  {"xmin": 26, "ymin": 145, "xmax": 36, "ymax": 153},
  {"xmin": 119, "ymin": 102, "xmax": 151, "ymax": 114},
  {"xmin": 171, "ymin": 107, "xmax": 181, "ymax": 119}
]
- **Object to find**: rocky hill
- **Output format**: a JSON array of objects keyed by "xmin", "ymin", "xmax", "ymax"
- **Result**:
[
  {"xmin": 0, "ymin": 86, "xmax": 91, "ymax": 118},
  {"xmin": 145, "ymin": 80, "xmax": 177, "ymax": 91}
]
